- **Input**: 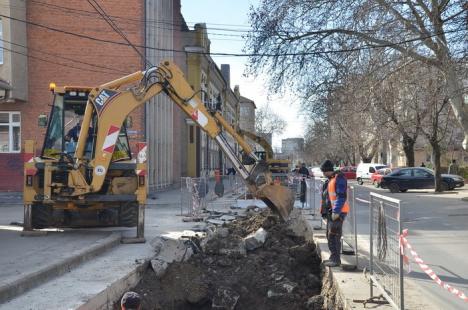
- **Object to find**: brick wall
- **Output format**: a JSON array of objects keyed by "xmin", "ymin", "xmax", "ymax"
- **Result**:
[{"xmin": 0, "ymin": 0, "xmax": 145, "ymax": 191}]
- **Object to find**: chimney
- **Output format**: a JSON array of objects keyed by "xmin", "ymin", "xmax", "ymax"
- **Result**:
[{"xmin": 221, "ymin": 64, "xmax": 230, "ymax": 87}]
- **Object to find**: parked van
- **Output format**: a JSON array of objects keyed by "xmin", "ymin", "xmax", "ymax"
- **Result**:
[{"xmin": 356, "ymin": 163, "xmax": 388, "ymax": 185}]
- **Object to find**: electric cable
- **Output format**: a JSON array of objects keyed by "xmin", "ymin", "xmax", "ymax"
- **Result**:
[
  {"xmin": 86, "ymin": 0, "xmax": 153, "ymax": 67},
  {"xmin": 0, "ymin": 13, "xmax": 464, "ymax": 58}
]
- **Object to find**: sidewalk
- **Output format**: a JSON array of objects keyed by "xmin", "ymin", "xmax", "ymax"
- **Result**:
[
  {"xmin": 0, "ymin": 186, "xmax": 200, "ymax": 309},
  {"xmin": 304, "ymin": 213, "xmax": 438, "ymax": 310}
]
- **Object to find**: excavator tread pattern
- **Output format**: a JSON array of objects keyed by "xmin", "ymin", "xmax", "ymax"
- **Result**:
[
  {"xmin": 119, "ymin": 202, "xmax": 138, "ymax": 227},
  {"xmin": 31, "ymin": 204, "xmax": 53, "ymax": 229}
]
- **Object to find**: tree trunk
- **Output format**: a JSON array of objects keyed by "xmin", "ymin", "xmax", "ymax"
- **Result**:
[
  {"xmin": 443, "ymin": 63, "xmax": 468, "ymax": 150},
  {"xmin": 402, "ymin": 135, "xmax": 416, "ymax": 167},
  {"xmin": 432, "ymin": 141, "xmax": 443, "ymax": 192}
]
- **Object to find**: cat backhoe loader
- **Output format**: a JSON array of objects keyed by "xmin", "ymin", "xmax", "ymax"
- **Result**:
[{"xmin": 23, "ymin": 61, "xmax": 294, "ymax": 241}]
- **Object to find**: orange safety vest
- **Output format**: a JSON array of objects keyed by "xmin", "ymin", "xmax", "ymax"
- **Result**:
[{"xmin": 328, "ymin": 176, "xmax": 350, "ymax": 214}]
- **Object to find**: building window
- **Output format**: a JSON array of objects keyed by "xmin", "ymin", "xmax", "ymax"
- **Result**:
[
  {"xmin": 0, "ymin": 19, "xmax": 3, "ymax": 65},
  {"xmin": 0, "ymin": 112, "xmax": 21, "ymax": 153}
]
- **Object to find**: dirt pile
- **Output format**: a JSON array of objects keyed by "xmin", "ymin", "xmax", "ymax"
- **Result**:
[{"xmin": 131, "ymin": 210, "xmax": 326, "ymax": 310}]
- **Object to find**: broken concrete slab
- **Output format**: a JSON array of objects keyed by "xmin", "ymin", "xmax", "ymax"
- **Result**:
[
  {"xmin": 150, "ymin": 258, "xmax": 168, "ymax": 277},
  {"xmin": 219, "ymin": 215, "xmax": 236, "ymax": 221},
  {"xmin": 206, "ymin": 219, "xmax": 225, "ymax": 225},
  {"xmin": 150, "ymin": 237, "xmax": 194, "ymax": 264},
  {"xmin": 243, "ymin": 227, "xmax": 267, "ymax": 251},
  {"xmin": 212, "ymin": 287, "xmax": 240, "ymax": 310}
]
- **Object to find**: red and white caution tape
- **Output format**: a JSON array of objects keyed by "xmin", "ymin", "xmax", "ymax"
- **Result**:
[{"xmin": 400, "ymin": 229, "xmax": 468, "ymax": 302}]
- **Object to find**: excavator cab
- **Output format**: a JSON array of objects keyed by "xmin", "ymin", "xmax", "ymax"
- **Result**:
[{"xmin": 41, "ymin": 88, "xmax": 131, "ymax": 163}]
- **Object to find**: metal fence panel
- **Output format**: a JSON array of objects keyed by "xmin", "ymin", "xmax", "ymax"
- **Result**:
[
  {"xmin": 180, "ymin": 175, "xmax": 245, "ymax": 216},
  {"xmin": 369, "ymin": 192, "xmax": 404, "ymax": 310},
  {"xmin": 342, "ymin": 186, "xmax": 358, "ymax": 267}
]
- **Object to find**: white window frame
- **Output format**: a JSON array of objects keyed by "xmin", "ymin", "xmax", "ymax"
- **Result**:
[{"xmin": 0, "ymin": 112, "xmax": 21, "ymax": 153}]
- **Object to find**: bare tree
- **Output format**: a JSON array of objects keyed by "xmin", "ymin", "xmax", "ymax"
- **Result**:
[
  {"xmin": 255, "ymin": 106, "xmax": 287, "ymax": 136},
  {"xmin": 247, "ymin": 0, "xmax": 467, "ymax": 147},
  {"xmin": 374, "ymin": 61, "xmax": 426, "ymax": 166},
  {"xmin": 418, "ymin": 68, "xmax": 455, "ymax": 192}
]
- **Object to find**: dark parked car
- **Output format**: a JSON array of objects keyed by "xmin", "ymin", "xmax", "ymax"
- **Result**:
[{"xmin": 380, "ymin": 167, "xmax": 464, "ymax": 193}]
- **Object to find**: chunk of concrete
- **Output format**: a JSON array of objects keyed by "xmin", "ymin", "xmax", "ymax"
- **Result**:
[
  {"xmin": 207, "ymin": 219, "xmax": 225, "ymax": 226},
  {"xmin": 212, "ymin": 287, "xmax": 240, "ymax": 310},
  {"xmin": 150, "ymin": 237, "xmax": 194, "ymax": 264},
  {"xmin": 150, "ymin": 258, "xmax": 168, "ymax": 277},
  {"xmin": 243, "ymin": 228, "xmax": 268, "ymax": 251},
  {"xmin": 219, "ymin": 215, "xmax": 236, "ymax": 222}
]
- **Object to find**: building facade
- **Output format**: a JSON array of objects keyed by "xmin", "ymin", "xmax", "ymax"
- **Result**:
[
  {"xmin": 0, "ymin": 0, "xmax": 145, "ymax": 191},
  {"xmin": 183, "ymin": 23, "xmax": 242, "ymax": 177}
]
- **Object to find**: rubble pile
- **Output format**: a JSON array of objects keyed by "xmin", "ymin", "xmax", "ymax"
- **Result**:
[{"xmin": 131, "ymin": 210, "xmax": 328, "ymax": 310}]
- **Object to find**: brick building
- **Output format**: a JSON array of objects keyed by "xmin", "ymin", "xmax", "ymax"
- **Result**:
[
  {"xmin": 0, "ymin": 0, "xmax": 248, "ymax": 191},
  {"xmin": 0, "ymin": 0, "xmax": 145, "ymax": 191}
]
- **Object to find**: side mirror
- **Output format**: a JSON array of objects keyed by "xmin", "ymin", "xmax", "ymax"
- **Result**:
[{"xmin": 38, "ymin": 114, "xmax": 48, "ymax": 127}]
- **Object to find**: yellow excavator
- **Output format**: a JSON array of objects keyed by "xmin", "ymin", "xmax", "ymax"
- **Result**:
[
  {"xmin": 237, "ymin": 129, "xmax": 290, "ymax": 174},
  {"xmin": 23, "ymin": 60, "xmax": 294, "ymax": 241}
]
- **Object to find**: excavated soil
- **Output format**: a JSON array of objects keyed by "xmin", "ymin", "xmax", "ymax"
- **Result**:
[{"xmin": 128, "ymin": 210, "xmax": 328, "ymax": 310}]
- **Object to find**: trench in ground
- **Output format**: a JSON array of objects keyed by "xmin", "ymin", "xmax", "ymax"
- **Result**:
[{"xmin": 117, "ymin": 210, "xmax": 341, "ymax": 310}]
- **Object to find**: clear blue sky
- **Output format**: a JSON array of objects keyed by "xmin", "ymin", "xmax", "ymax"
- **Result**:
[{"xmin": 180, "ymin": 1, "xmax": 305, "ymax": 148}]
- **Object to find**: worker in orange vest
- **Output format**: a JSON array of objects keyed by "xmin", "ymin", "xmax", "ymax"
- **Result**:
[{"xmin": 320, "ymin": 159, "xmax": 350, "ymax": 267}]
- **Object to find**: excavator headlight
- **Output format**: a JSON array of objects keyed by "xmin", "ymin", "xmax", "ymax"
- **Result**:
[{"xmin": 49, "ymin": 82, "xmax": 56, "ymax": 92}]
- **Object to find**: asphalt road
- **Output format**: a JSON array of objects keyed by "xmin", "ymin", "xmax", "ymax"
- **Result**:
[{"xmin": 309, "ymin": 179, "xmax": 468, "ymax": 309}]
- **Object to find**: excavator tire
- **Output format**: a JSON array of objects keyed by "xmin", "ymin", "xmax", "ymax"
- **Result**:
[
  {"xmin": 31, "ymin": 204, "xmax": 52, "ymax": 229},
  {"xmin": 119, "ymin": 202, "xmax": 138, "ymax": 227}
]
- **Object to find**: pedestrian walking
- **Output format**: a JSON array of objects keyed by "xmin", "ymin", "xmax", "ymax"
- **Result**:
[
  {"xmin": 420, "ymin": 162, "xmax": 426, "ymax": 167},
  {"xmin": 121, "ymin": 291, "xmax": 142, "ymax": 310},
  {"xmin": 448, "ymin": 159, "xmax": 459, "ymax": 175},
  {"xmin": 319, "ymin": 159, "xmax": 349, "ymax": 267}
]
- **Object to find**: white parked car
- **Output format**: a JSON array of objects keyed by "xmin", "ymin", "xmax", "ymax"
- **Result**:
[
  {"xmin": 356, "ymin": 163, "xmax": 388, "ymax": 185},
  {"xmin": 310, "ymin": 166, "xmax": 324, "ymax": 178}
]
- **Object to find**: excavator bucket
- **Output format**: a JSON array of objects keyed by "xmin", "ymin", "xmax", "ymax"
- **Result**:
[{"xmin": 257, "ymin": 184, "xmax": 295, "ymax": 221}]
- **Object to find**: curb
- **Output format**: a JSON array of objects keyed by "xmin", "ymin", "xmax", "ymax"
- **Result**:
[
  {"xmin": 303, "ymin": 217, "xmax": 349, "ymax": 310},
  {"xmin": 77, "ymin": 261, "xmax": 150, "ymax": 310},
  {"xmin": 0, "ymin": 232, "xmax": 121, "ymax": 304},
  {"xmin": 77, "ymin": 236, "xmax": 195, "ymax": 310}
]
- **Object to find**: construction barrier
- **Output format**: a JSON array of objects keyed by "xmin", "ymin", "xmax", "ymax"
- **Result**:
[
  {"xmin": 180, "ymin": 177, "xmax": 207, "ymax": 217},
  {"xmin": 305, "ymin": 177, "xmax": 324, "ymax": 218},
  {"xmin": 369, "ymin": 192, "xmax": 404, "ymax": 310},
  {"xmin": 180, "ymin": 175, "xmax": 245, "ymax": 217},
  {"xmin": 341, "ymin": 185, "xmax": 358, "ymax": 267}
]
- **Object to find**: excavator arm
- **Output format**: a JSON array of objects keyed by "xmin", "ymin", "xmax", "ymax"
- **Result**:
[
  {"xmin": 71, "ymin": 61, "xmax": 293, "ymax": 219},
  {"xmin": 237, "ymin": 129, "xmax": 274, "ymax": 160}
]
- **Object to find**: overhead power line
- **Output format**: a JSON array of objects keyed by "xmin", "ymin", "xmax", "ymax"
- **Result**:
[
  {"xmin": 0, "ymin": 45, "xmax": 121, "ymax": 75},
  {"xmin": 0, "ymin": 13, "xmax": 464, "ymax": 58},
  {"xmin": 86, "ymin": 0, "xmax": 152, "ymax": 67},
  {"xmin": 23, "ymin": 0, "xmax": 252, "ymax": 37},
  {"xmin": 0, "ymin": 38, "xmax": 129, "ymax": 74}
]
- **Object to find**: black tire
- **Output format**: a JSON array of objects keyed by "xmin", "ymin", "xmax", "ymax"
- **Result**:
[
  {"xmin": 441, "ymin": 182, "xmax": 449, "ymax": 191},
  {"xmin": 388, "ymin": 183, "xmax": 400, "ymax": 193},
  {"xmin": 119, "ymin": 202, "xmax": 138, "ymax": 227},
  {"xmin": 31, "ymin": 204, "xmax": 52, "ymax": 229},
  {"xmin": 399, "ymin": 189, "xmax": 408, "ymax": 193},
  {"xmin": 357, "ymin": 178, "xmax": 363, "ymax": 185}
]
